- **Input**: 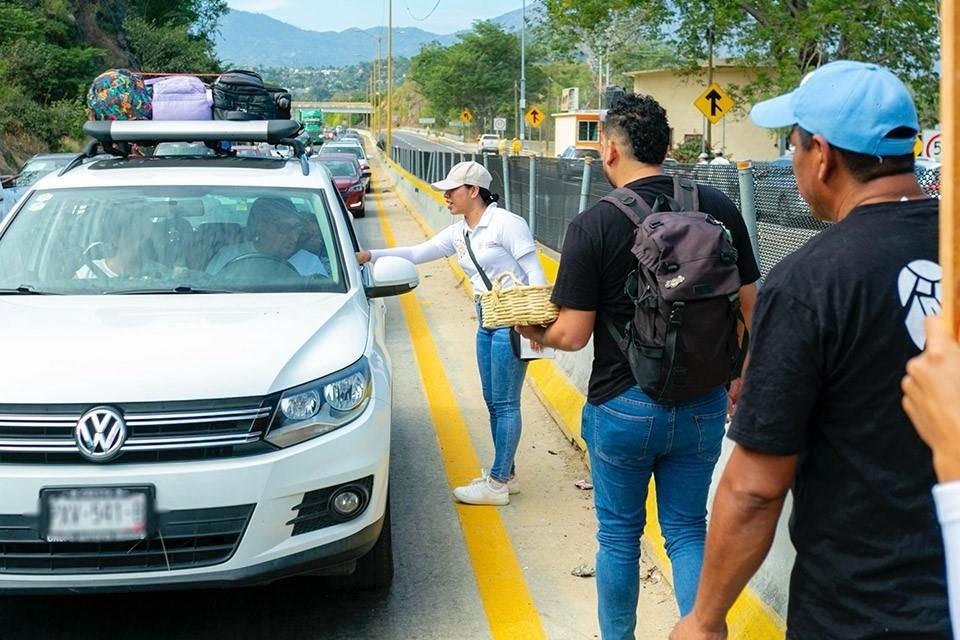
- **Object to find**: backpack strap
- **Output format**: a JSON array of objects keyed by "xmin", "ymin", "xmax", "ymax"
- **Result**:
[
  {"xmin": 672, "ymin": 175, "xmax": 700, "ymax": 212},
  {"xmin": 600, "ymin": 188, "xmax": 655, "ymax": 228},
  {"xmin": 659, "ymin": 301, "xmax": 686, "ymax": 395},
  {"xmin": 600, "ymin": 188, "xmax": 655, "ymax": 344}
]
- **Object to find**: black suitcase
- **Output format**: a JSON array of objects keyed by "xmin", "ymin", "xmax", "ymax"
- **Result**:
[
  {"xmin": 265, "ymin": 84, "xmax": 292, "ymax": 119},
  {"xmin": 213, "ymin": 70, "xmax": 291, "ymax": 121}
]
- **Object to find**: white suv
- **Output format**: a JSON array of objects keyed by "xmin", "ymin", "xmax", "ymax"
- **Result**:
[
  {"xmin": 0, "ymin": 120, "xmax": 417, "ymax": 592},
  {"xmin": 477, "ymin": 134, "xmax": 501, "ymax": 154}
]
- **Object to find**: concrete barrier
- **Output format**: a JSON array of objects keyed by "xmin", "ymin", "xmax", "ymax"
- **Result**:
[{"xmin": 381, "ymin": 155, "xmax": 790, "ymax": 639}]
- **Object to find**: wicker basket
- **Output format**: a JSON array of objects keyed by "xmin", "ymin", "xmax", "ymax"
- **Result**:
[{"xmin": 478, "ymin": 272, "xmax": 559, "ymax": 329}]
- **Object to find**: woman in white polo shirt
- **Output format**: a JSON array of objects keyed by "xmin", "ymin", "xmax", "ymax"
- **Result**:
[{"xmin": 357, "ymin": 161, "xmax": 546, "ymax": 506}]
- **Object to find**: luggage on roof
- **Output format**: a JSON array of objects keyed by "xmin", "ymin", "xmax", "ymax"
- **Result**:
[
  {"xmin": 212, "ymin": 69, "xmax": 292, "ymax": 121},
  {"xmin": 86, "ymin": 69, "xmax": 152, "ymax": 121},
  {"xmin": 149, "ymin": 75, "xmax": 213, "ymax": 121}
]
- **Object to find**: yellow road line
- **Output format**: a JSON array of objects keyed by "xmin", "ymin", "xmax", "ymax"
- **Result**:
[{"xmin": 369, "ymin": 165, "xmax": 547, "ymax": 640}]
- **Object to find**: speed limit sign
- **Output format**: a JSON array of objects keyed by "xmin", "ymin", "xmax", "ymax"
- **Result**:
[
  {"xmin": 493, "ymin": 117, "xmax": 507, "ymax": 132},
  {"xmin": 923, "ymin": 131, "xmax": 942, "ymax": 161}
]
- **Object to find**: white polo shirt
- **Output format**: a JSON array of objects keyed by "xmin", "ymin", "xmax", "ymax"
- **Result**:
[
  {"xmin": 438, "ymin": 203, "xmax": 538, "ymax": 293},
  {"xmin": 368, "ymin": 202, "xmax": 544, "ymax": 293}
]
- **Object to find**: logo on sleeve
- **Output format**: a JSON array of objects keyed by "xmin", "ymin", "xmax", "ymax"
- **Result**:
[{"xmin": 897, "ymin": 259, "xmax": 942, "ymax": 348}]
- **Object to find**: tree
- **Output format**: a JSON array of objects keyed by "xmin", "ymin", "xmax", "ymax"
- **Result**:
[
  {"xmin": 409, "ymin": 21, "xmax": 546, "ymax": 135},
  {"xmin": 124, "ymin": 16, "xmax": 221, "ymax": 72},
  {"xmin": 538, "ymin": 0, "xmax": 940, "ymax": 125}
]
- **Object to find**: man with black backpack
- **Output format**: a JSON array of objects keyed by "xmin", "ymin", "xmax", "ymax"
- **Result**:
[{"xmin": 516, "ymin": 93, "xmax": 759, "ymax": 638}]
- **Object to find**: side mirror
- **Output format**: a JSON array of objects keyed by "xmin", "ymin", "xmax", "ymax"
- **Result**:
[{"xmin": 364, "ymin": 256, "xmax": 419, "ymax": 298}]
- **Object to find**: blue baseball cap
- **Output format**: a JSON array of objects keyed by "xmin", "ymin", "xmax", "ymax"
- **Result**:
[{"xmin": 750, "ymin": 61, "xmax": 919, "ymax": 156}]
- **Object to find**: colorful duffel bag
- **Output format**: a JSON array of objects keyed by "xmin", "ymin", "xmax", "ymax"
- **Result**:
[
  {"xmin": 86, "ymin": 69, "xmax": 152, "ymax": 121},
  {"xmin": 150, "ymin": 75, "xmax": 213, "ymax": 120}
]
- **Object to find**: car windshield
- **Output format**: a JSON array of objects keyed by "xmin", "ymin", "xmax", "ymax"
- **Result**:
[
  {"xmin": 12, "ymin": 156, "xmax": 72, "ymax": 187},
  {"xmin": 313, "ymin": 159, "xmax": 358, "ymax": 178},
  {"xmin": 154, "ymin": 142, "xmax": 214, "ymax": 156},
  {"xmin": 0, "ymin": 186, "xmax": 345, "ymax": 295}
]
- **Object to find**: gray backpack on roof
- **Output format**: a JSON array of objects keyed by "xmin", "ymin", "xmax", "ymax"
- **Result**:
[{"xmin": 603, "ymin": 176, "xmax": 748, "ymax": 403}]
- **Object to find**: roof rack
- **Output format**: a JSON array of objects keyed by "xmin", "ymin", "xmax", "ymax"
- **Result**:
[
  {"xmin": 66, "ymin": 120, "xmax": 311, "ymax": 177},
  {"xmin": 83, "ymin": 120, "xmax": 302, "ymax": 145}
]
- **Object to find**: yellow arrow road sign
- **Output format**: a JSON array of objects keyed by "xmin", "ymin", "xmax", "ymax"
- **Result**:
[
  {"xmin": 459, "ymin": 109, "xmax": 473, "ymax": 123},
  {"xmin": 525, "ymin": 107, "xmax": 545, "ymax": 128},
  {"xmin": 695, "ymin": 83, "xmax": 734, "ymax": 124}
]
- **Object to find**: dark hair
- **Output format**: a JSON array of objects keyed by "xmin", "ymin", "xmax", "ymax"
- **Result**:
[
  {"xmin": 795, "ymin": 127, "xmax": 915, "ymax": 182},
  {"xmin": 475, "ymin": 186, "xmax": 500, "ymax": 205},
  {"xmin": 602, "ymin": 93, "xmax": 670, "ymax": 165}
]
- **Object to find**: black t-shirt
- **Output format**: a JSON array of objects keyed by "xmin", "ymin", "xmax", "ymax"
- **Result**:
[
  {"xmin": 551, "ymin": 174, "xmax": 761, "ymax": 405},
  {"xmin": 729, "ymin": 199, "xmax": 950, "ymax": 639}
]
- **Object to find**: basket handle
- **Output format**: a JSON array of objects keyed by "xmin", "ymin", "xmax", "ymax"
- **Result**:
[{"xmin": 492, "ymin": 272, "xmax": 519, "ymax": 294}]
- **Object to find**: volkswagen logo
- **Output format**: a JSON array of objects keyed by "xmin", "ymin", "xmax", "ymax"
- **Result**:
[{"xmin": 75, "ymin": 407, "xmax": 127, "ymax": 462}]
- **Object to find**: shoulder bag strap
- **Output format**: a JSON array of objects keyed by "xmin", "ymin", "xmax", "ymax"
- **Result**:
[{"xmin": 463, "ymin": 230, "xmax": 493, "ymax": 291}]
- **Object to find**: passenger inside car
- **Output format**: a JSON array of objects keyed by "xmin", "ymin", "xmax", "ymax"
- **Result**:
[
  {"xmin": 289, "ymin": 213, "xmax": 331, "ymax": 277},
  {"xmin": 206, "ymin": 196, "xmax": 317, "ymax": 275}
]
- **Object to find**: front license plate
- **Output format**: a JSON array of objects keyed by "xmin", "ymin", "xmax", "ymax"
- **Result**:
[{"xmin": 40, "ymin": 487, "xmax": 153, "ymax": 543}]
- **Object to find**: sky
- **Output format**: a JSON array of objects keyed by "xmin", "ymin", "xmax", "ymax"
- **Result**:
[{"xmin": 226, "ymin": 0, "xmax": 523, "ymax": 34}]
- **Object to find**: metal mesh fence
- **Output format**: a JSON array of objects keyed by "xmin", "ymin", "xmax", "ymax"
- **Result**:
[{"xmin": 390, "ymin": 147, "xmax": 941, "ymax": 280}]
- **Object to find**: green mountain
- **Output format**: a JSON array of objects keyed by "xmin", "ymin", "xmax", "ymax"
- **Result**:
[{"xmin": 215, "ymin": 10, "xmax": 457, "ymax": 68}]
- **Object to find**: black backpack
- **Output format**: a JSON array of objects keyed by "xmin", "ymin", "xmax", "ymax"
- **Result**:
[
  {"xmin": 212, "ymin": 69, "xmax": 291, "ymax": 121},
  {"xmin": 603, "ymin": 177, "xmax": 748, "ymax": 403}
]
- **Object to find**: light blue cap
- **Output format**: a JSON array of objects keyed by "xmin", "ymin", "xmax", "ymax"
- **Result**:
[{"xmin": 750, "ymin": 61, "xmax": 919, "ymax": 156}]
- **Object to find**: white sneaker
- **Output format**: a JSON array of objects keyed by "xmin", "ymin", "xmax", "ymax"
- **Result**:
[
  {"xmin": 470, "ymin": 469, "xmax": 520, "ymax": 495},
  {"xmin": 454, "ymin": 477, "xmax": 510, "ymax": 506}
]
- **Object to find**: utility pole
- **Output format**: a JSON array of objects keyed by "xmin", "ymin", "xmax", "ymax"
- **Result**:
[
  {"xmin": 705, "ymin": 24, "xmax": 714, "ymax": 151},
  {"xmin": 387, "ymin": 0, "xmax": 393, "ymax": 150},
  {"xmin": 519, "ymin": 0, "xmax": 526, "ymax": 142},
  {"xmin": 514, "ymin": 81, "xmax": 519, "ymax": 139}
]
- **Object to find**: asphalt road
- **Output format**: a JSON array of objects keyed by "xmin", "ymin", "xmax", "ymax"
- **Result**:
[{"xmin": 391, "ymin": 130, "xmax": 474, "ymax": 154}]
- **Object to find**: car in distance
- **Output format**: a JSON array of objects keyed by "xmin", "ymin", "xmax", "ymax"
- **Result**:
[
  {"xmin": 319, "ymin": 142, "xmax": 371, "ymax": 193},
  {"xmin": 558, "ymin": 146, "xmax": 600, "ymax": 161},
  {"xmin": 477, "ymin": 134, "xmax": 501, "ymax": 155},
  {"xmin": 557, "ymin": 146, "xmax": 600, "ymax": 180},
  {"xmin": 0, "ymin": 119, "xmax": 419, "ymax": 593},
  {"xmin": 311, "ymin": 153, "xmax": 366, "ymax": 217},
  {"xmin": 153, "ymin": 142, "xmax": 215, "ymax": 156}
]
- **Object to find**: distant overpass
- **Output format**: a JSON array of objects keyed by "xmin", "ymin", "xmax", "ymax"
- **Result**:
[{"xmin": 292, "ymin": 101, "xmax": 373, "ymax": 115}]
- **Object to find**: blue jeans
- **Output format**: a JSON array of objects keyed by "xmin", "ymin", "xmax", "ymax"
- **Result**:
[
  {"xmin": 475, "ymin": 320, "xmax": 528, "ymax": 483},
  {"xmin": 582, "ymin": 385, "xmax": 728, "ymax": 639}
]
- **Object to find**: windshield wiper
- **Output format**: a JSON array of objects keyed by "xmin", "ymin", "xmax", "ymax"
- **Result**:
[
  {"xmin": 113, "ymin": 285, "xmax": 234, "ymax": 295},
  {"xmin": 0, "ymin": 285, "xmax": 61, "ymax": 295}
]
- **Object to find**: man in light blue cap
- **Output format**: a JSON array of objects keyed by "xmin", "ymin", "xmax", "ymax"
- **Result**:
[{"xmin": 671, "ymin": 61, "xmax": 949, "ymax": 640}]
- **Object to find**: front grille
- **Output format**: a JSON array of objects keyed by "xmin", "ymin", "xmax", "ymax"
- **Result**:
[
  {"xmin": 0, "ymin": 504, "xmax": 254, "ymax": 573},
  {"xmin": 0, "ymin": 396, "xmax": 280, "ymax": 463},
  {"xmin": 288, "ymin": 476, "xmax": 373, "ymax": 536}
]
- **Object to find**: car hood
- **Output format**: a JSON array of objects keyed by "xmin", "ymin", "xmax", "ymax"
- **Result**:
[{"xmin": 0, "ymin": 293, "xmax": 369, "ymax": 404}]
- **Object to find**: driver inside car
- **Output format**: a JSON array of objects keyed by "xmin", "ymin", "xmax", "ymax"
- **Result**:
[
  {"xmin": 74, "ymin": 212, "xmax": 168, "ymax": 280},
  {"xmin": 206, "ymin": 197, "xmax": 307, "ymax": 274}
]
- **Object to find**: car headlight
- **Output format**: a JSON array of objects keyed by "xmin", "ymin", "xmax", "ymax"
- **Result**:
[
  {"xmin": 266, "ymin": 357, "xmax": 371, "ymax": 448},
  {"xmin": 348, "ymin": 183, "xmax": 364, "ymax": 192}
]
